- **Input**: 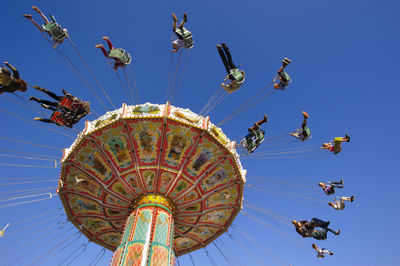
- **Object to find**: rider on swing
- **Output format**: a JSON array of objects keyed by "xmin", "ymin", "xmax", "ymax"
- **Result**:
[
  {"xmin": 241, "ymin": 115, "xmax": 268, "ymax": 153},
  {"xmin": 171, "ymin": 13, "xmax": 194, "ymax": 53},
  {"xmin": 0, "ymin": 62, "xmax": 28, "ymax": 94},
  {"xmin": 95, "ymin": 36, "xmax": 132, "ymax": 71},
  {"xmin": 290, "ymin": 111, "xmax": 311, "ymax": 141},
  {"xmin": 23, "ymin": 6, "xmax": 68, "ymax": 49},
  {"xmin": 217, "ymin": 43, "xmax": 245, "ymax": 93},
  {"xmin": 273, "ymin": 58, "xmax": 292, "ymax": 90},
  {"xmin": 321, "ymin": 134, "xmax": 350, "ymax": 154},
  {"xmin": 29, "ymin": 86, "xmax": 90, "ymax": 128}
]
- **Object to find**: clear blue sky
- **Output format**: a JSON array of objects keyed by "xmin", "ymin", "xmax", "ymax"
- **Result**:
[{"xmin": 0, "ymin": 0, "xmax": 399, "ymax": 265}]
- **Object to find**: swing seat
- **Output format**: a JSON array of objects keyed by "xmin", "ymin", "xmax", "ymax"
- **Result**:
[
  {"xmin": 240, "ymin": 129, "xmax": 265, "ymax": 153},
  {"xmin": 58, "ymin": 95, "xmax": 90, "ymax": 121},
  {"xmin": 229, "ymin": 69, "xmax": 244, "ymax": 83},
  {"xmin": 174, "ymin": 27, "xmax": 194, "ymax": 49},
  {"xmin": 278, "ymin": 71, "xmax": 291, "ymax": 83},
  {"xmin": 50, "ymin": 110, "xmax": 68, "ymax": 127},
  {"xmin": 43, "ymin": 21, "xmax": 67, "ymax": 43},
  {"xmin": 302, "ymin": 126, "xmax": 311, "ymax": 138},
  {"xmin": 108, "ymin": 49, "xmax": 132, "ymax": 65}
]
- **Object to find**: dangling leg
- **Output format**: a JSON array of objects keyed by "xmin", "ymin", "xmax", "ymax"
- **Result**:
[
  {"xmin": 172, "ymin": 13, "xmax": 178, "ymax": 31},
  {"xmin": 33, "ymin": 86, "xmax": 62, "ymax": 101},
  {"xmin": 95, "ymin": 44, "xmax": 109, "ymax": 57},
  {"xmin": 255, "ymin": 115, "xmax": 268, "ymax": 127},
  {"xmin": 221, "ymin": 43, "xmax": 237, "ymax": 70},
  {"xmin": 178, "ymin": 13, "xmax": 187, "ymax": 29},
  {"xmin": 310, "ymin": 218, "xmax": 330, "ymax": 228},
  {"xmin": 4, "ymin": 62, "xmax": 20, "ymax": 79},
  {"xmin": 301, "ymin": 111, "xmax": 309, "ymax": 130},
  {"xmin": 331, "ymin": 179, "xmax": 343, "ymax": 185},
  {"xmin": 341, "ymin": 196, "xmax": 354, "ymax": 202},
  {"xmin": 22, "ymin": 14, "xmax": 44, "ymax": 32},
  {"xmin": 216, "ymin": 45, "xmax": 231, "ymax": 75},
  {"xmin": 33, "ymin": 117, "xmax": 56, "ymax": 124},
  {"xmin": 40, "ymin": 104, "xmax": 57, "ymax": 111},
  {"xmin": 322, "ymin": 248, "xmax": 334, "ymax": 256},
  {"xmin": 277, "ymin": 58, "xmax": 291, "ymax": 74},
  {"xmin": 29, "ymin": 97, "xmax": 58, "ymax": 107},
  {"xmin": 32, "ymin": 6, "xmax": 49, "ymax": 24},
  {"xmin": 102, "ymin": 36, "xmax": 113, "ymax": 50},
  {"xmin": 248, "ymin": 124, "xmax": 260, "ymax": 133},
  {"xmin": 326, "ymin": 227, "xmax": 340, "ymax": 235},
  {"xmin": 330, "ymin": 180, "xmax": 344, "ymax": 188}
]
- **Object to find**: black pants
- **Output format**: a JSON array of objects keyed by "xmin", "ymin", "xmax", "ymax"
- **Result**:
[
  {"xmin": 217, "ymin": 43, "xmax": 237, "ymax": 76},
  {"xmin": 328, "ymin": 181, "xmax": 343, "ymax": 188},
  {"xmin": 40, "ymin": 88, "xmax": 62, "ymax": 101},
  {"xmin": 31, "ymin": 98, "xmax": 58, "ymax": 107},
  {"xmin": 33, "ymin": 87, "xmax": 62, "ymax": 107},
  {"xmin": 310, "ymin": 218, "xmax": 330, "ymax": 228},
  {"xmin": 35, "ymin": 117, "xmax": 57, "ymax": 124}
]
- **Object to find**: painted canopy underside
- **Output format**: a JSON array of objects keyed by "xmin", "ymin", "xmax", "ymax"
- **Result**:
[{"xmin": 58, "ymin": 103, "xmax": 246, "ymax": 256}]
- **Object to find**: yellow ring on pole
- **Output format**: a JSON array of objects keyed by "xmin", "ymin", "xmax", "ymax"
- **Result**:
[{"xmin": 132, "ymin": 193, "xmax": 177, "ymax": 216}]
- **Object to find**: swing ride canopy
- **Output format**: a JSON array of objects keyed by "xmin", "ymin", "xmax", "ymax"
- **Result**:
[{"xmin": 57, "ymin": 102, "xmax": 246, "ymax": 256}]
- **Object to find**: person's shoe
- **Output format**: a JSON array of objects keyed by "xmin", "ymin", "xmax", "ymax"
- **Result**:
[
  {"xmin": 183, "ymin": 13, "xmax": 188, "ymax": 22},
  {"xmin": 350, "ymin": 195, "xmax": 354, "ymax": 202},
  {"xmin": 339, "ymin": 179, "xmax": 343, "ymax": 185},
  {"xmin": 62, "ymin": 89, "xmax": 68, "ymax": 95},
  {"xmin": 345, "ymin": 134, "xmax": 350, "ymax": 142},
  {"xmin": 29, "ymin": 96, "xmax": 39, "ymax": 101},
  {"xmin": 330, "ymin": 252, "xmax": 334, "ymax": 256},
  {"xmin": 172, "ymin": 13, "xmax": 178, "ymax": 22},
  {"xmin": 328, "ymin": 202, "xmax": 334, "ymax": 207},
  {"xmin": 335, "ymin": 229, "xmax": 340, "ymax": 235},
  {"xmin": 312, "ymin": 244, "xmax": 317, "ymax": 249},
  {"xmin": 302, "ymin": 111, "xmax": 309, "ymax": 119},
  {"xmin": 282, "ymin": 58, "xmax": 291, "ymax": 66},
  {"xmin": 32, "ymin": 6, "xmax": 41, "ymax": 12},
  {"xmin": 102, "ymin": 36, "xmax": 109, "ymax": 41},
  {"xmin": 22, "ymin": 14, "xmax": 32, "ymax": 19},
  {"xmin": 263, "ymin": 114, "xmax": 269, "ymax": 123},
  {"xmin": 95, "ymin": 44, "xmax": 103, "ymax": 48}
]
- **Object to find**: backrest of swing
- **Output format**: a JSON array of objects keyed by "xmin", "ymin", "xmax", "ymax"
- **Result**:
[
  {"xmin": 59, "ymin": 95, "xmax": 73, "ymax": 109},
  {"xmin": 43, "ymin": 21, "xmax": 66, "ymax": 41},
  {"xmin": 50, "ymin": 110, "xmax": 65, "ymax": 126},
  {"xmin": 59, "ymin": 95, "xmax": 84, "ymax": 116},
  {"xmin": 230, "ymin": 69, "xmax": 244, "ymax": 83},
  {"xmin": 279, "ymin": 71, "xmax": 291, "ymax": 83},
  {"xmin": 174, "ymin": 27, "xmax": 194, "ymax": 48},
  {"xmin": 108, "ymin": 49, "xmax": 132, "ymax": 64},
  {"xmin": 303, "ymin": 126, "xmax": 311, "ymax": 137}
]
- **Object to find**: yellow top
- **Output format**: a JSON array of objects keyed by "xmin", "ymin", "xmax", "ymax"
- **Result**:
[{"xmin": 132, "ymin": 193, "xmax": 177, "ymax": 216}]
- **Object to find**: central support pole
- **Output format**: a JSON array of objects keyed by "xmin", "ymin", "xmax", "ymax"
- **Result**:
[{"xmin": 111, "ymin": 194, "xmax": 177, "ymax": 266}]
